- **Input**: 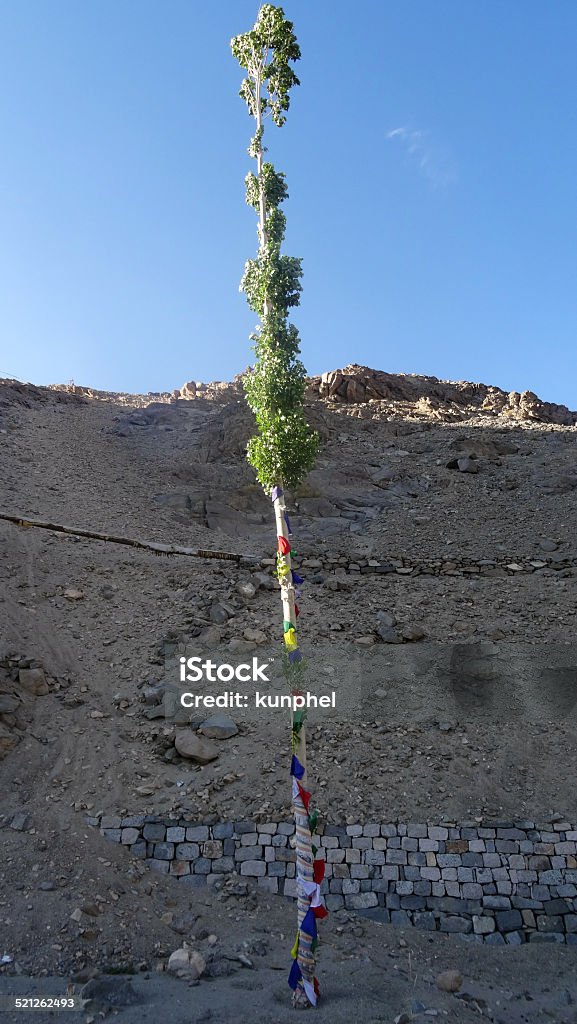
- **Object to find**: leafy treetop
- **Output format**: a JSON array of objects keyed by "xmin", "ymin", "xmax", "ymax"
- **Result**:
[{"xmin": 231, "ymin": 5, "xmax": 318, "ymax": 491}]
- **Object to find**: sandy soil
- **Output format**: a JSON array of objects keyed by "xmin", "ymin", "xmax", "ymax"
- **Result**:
[{"xmin": 1, "ymin": 372, "xmax": 576, "ymax": 1021}]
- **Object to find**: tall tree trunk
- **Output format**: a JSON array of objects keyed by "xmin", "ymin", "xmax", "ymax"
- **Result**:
[
  {"xmin": 232, "ymin": 14, "xmax": 323, "ymax": 1005},
  {"xmin": 272, "ymin": 485, "xmax": 316, "ymax": 1007},
  {"xmin": 255, "ymin": 74, "xmax": 316, "ymax": 1005}
]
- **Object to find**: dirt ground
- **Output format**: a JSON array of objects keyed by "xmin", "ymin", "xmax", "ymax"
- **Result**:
[{"xmin": 1, "ymin": 371, "xmax": 576, "ymax": 1021}]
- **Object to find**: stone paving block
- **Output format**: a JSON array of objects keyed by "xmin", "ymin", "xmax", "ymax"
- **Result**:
[
  {"xmin": 240, "ymin": 860, "xmax": 266, "ymax": 877},
  {"xmin": 143, "ymin": 823, "xmax": 165, "ymax": 841},
  {"xmin": 166, "ymin": 827, "xmax": 186, "ymax": 843},
  {"xmin": 121, "ymin": 828, "xmax": 140, "ymax": 845},
  {"xmin": 186, "ymin": 826, "xmax": 209, "ymax": 841}
]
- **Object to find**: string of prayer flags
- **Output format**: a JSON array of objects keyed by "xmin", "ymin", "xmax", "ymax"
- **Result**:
[
  {"xmin": 284, "ymin": 627, "xmax": 298, "ymax": 651},
  {"xmin": 300, "ymin": 908, "xmax": 317, "ymax": 942},
  {"xmin": 297, "ymin": 878, "xmax": 329, "ymax": 919},
  {"xmin": 287, "ymin": 959, "xmax": 318, "ymax": 1007},
  {"xmin": 298, "ymin": 878, "xmax": 319, "ymax": 899},
  {"xmin": 278, "ymin": 535, "xmax": 291, "ymax": 556},
  {"xmin": 273, "ymin": 487, "xmax": 326, "ymax": 1008},
  {"xmin": 313, "ymin": 859, "xmax": 325, "ymax": 884},
  {"xmin": 305, "ymin": 979, "xmax": 318, "ymax": 1006},
  {"xmin": 292, "ymin": 777, "xmax": 312, "ymax": 812},
  {"xmin": 288, "ymin": 957, "xmax": 301, "ymax": 992},
  {"xmin": 291, "ymin": 715, "xmax": 304, "ymax": 750},
  {"xmin": 276, "ymin": 554, "xmax": 290, "ymax": 579},
  {"xmin": 297, "ymin": 782, "xmax": 312, "ymax": 812}
]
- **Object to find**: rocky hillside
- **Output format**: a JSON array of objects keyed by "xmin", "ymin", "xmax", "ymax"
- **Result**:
[{"xmin": 1, "ymin": 365, "xmax": 576, "ymax": 1015}]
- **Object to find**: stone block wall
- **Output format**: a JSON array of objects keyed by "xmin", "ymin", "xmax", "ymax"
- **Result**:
[
  {"xmin": 279, "ymin": 553, "xmax": 577, "ymax": 580},
  {"xmin": 88, "ymin": 814, "xmax": 577, "ymax": 945}
]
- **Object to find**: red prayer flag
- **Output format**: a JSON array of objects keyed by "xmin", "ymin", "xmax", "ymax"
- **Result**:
[
  {"xmin": 297, "ymin": 783, "xmax": 311, "ymax": 812},
  {"xmin": 312, "ymin": 904, "xmax": 328, "ymax": 919},
  {"xmin": 313, "ymin": 859, "xmax": 325, "ymax": 884}
]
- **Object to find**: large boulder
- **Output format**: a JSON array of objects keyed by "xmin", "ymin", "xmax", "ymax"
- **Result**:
[
  {"xmin": 167, "ymin": 947, "xmax": 206, "ymax": 980},
  {"xmin": 198, "ymin": 713, "xmax": 238, "ymax": 740},
  {"xmin": 174, "ymin": 731, "xmax": 219, "ymax": 763},
  {"xmin": 18, "ymin": 668, "xmax": 49, "ymax": 695}
]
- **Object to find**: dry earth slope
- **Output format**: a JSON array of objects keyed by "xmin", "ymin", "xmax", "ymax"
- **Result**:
[{"xmin": 0, "ymin": 366, "xmax": 576, "ymax": 1023}]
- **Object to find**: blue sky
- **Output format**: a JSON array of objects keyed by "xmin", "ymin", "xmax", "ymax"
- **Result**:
[{"xmin": 1, "ymin": 1, "xmax": 576, "ymax": 407}]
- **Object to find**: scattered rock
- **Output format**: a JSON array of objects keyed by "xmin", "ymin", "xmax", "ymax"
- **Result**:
[
  {"xmin": 198, "ymin": 713, "xmax": 238, "ymax": 740},
  {"xmin": 144, "ymin": 706, "xmax": 166, "ymax": 720},
  {"xmin": 167, "ymin": 947, "xmax": 206, "ymax": 980},
  {"xmin": 376, "ymin": 626, "xmax": 402, "ymax": 644},
  {"xmin": 209, "ymin": 603, "xmax": 230, "ymax": 625},
  {"xmin": 401, "ymin": 625, "xmax": 426, "ymax": 641},
  {"xmin": 0, "ymin": 695, "xmax": 20, "ymax": 713},
  {"xmin": 251, "ymin": 571, "xmax": 276, "ymax": 591},
  {"xmin": 18, "ymin": 668, "xmax": 49, "ymax": 696},
  {"xmin": 80, "ymin": 977, "xmax": 140, "ymax": 1008},
  {"xmin": 370, "ymin": 466, "xmax": 397, "ymax": 486},
  {"xmin": 447, "ymin": 456, "xmax": 478, "ymax": 473},
  {"xmin": 9, "ymin": 812, "xmax": 31, "ymax": 831},
  {"xmin": 81, "ymin": 902, "xmax": 102, "ymax": 917},
  {"xmin": 376, "ymin": 611, "xmax": 396, "ymax": 628},
  {"xmin": 0, "ymin": 728, "xmax": 18, "ymax": 759},
  {"xmin": 143, "ymin": 684, "xmax": 165, "ymax": 705},
  {"xmin": 457, "ymin": 456, "xmax": 478, "ymax": 473},
  {"xmin": 243, "ymin": 627, "xmax": 267, "ymax": 643},
  {"xmin": 436, "ymin": 969, "xmax": 464, "ymax": 993},
  {"xmin": 174, "ymin": 731, "xmax": 219, "ymax": 764}
]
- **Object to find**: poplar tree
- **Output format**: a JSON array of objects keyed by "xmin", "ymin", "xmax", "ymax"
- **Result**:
[{"xmin": 231, "ymin": 5, "xmax": 324, "ymax": 1009}]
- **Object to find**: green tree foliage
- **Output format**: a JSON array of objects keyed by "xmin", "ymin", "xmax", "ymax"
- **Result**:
[{"xmin": 231, "ymin": 4, "xmax": 319, "ymax": 490}]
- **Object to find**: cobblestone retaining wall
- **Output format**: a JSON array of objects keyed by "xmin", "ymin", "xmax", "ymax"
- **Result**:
[
  {"xmin": 289, "ymin": 554, "xmax": 577, "ymax": 579},
  {"xmin": 89, "ymin": 814, "xmax": 577, "ymax": 945}
]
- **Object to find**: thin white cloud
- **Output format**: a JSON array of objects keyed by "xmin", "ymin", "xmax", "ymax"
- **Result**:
[{"xmin": 387, "ymin": 126, "xmax": 458, "ymax": 189}]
